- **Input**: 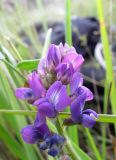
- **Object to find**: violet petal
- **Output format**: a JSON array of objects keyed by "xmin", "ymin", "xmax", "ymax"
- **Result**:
[
  {"xmin": 15, "ymin": 88, "xmax": 34, "ymax": 100},
  {"xmin": 63, "ymin": 53, "xmax": 84, "ymax": 71},
  {"xmin": 28, "ymin": 72, "xmax": 46, "ymax": 98},
  {"xmin": 46, "ymin": 44, "xmax": 61, "ymax": 66},
  {"xmin": 71, "ymin": 94, "xmax": 86, "ymax": 122},
  {"xmin": 56, "ymin": 62, "xmax": 74, "ymax": 83},
  {"xmin": 39, "ymin": 101, "xmax": 57, "ymax": 118},
  {"xmin": 21, "ymin": 125, "xmax": 39, "ymax": 144},
  {"xmin": 34, "ymin": 112, "xmax": 46, "ymax": 127},
  {"xmin": 78, "ymin": 86, "xmax": 93, "ymax": 101},
  {"xmin": 70, "ymin": 72, "xmax": 83, "ymax": 95},
  {"xmin": 83, "ymin": 109, "xmax": 98, "ymax": 118},
  {"xmin": 46, "ymin": 81, "xmax": 71, "ymax": 111},
  {"xmin": 82, "ymin": 114, "xmax": 96, "ymax": 128}
]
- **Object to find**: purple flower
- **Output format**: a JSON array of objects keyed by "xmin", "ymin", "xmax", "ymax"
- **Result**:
[
  {"xmin": 15, "ymin": 72, "xmax": 46, "ymax": 101},
  {"xmin": 21, "ymin": 123, "xmax": 50, "ymax": 144},
  {"xmin": 34, "ymin": 81, "xmax": 71, "ymax": 125},
  {"xmin": 61, "ymin": 44, "xmax": 84, "ymax": 71},
  {"xmin": 59, "ymin": 43, "xmax": 77, "ymax": 57},
  {"xmin": 37, "ymin": 43, "xmax": 84, "ymax": 87},
  {"xmin": 56, "ymin": 62, "xmax": 74, "ymax": 84},
  {"xmin": 70, "ymin": 95, "xmax": 97, "ymax": 128},
  {"xmin": 38, "ymin": 44, "xmax": 61, "ymax": 76},
  {"xmin": 69, "ymin": 73, "xmax": 97, "ymax": 128},
  {"xmin": 82, "ymin": 109, "xmax": 98, "ymax": 128},
  {"xmin": 70, "ymin": 72, "xmax": 93, "ymax": 101},
  {"xmin": 40, "ymin": 133, "xmax": 65, "ymax": 157},
  {"xmin": 15, "ymin": 42, "xmax": 98, "ymax": 156},
  {"xmin": 46, "ymin": 44, "xmax": 61, "ymax": 73}
]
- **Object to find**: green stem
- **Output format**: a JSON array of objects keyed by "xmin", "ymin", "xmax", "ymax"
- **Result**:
[
  {"xmin": 96, "ymin": 114, "xmax": 116, "ymax": 123},
  {"xmin": 5, "ymin": 36, "xmax": 23, "ymax": 61},
  {"xmin": 0, "ymin": 109, "xmax": 36, "ymax": 115},
  {"xmin": 65, "ymin": 0, "xmax": 72, "ymax": 46},
  {"xmin": 1, "ymin": 109, "xmax": 116, "ymax": 124}
]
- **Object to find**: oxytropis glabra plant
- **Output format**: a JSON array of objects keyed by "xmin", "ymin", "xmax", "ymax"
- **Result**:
[{"xmin": 15, "ymin": 43, "xmax": 98, "ymax": 157}]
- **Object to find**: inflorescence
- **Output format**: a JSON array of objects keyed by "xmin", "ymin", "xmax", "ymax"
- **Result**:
[{"xmin": 15, "ymin": 43, "xmax": 97, "ymax": 157}]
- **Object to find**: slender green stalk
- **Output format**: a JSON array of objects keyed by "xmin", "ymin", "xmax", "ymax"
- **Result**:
[
  {"xmin": 101, "ymin": 125, "xmax": 106, "ymax": 160},
  {"xmin": 97, "ymin": 0, "xmax": 116, "ymax": 118},
  {"xmin": 97, "ymin": 1, "xmax": 116, "ymax": 159},
  {"xmin": 2, "ymin": 59, "xmax": 26, "ymax": 80},
  {"xmin": 102, "ymin": 81, "xmax": 111, "ymax": 160},
  {"xmin": 65, "ymin": 0, "xmax": 78, "ymax": 143},
  {"xmin": 1, "ymin": 109, "xmax": 116, "ymax": 123},
  {"xmin": 5, "ymin": 36, "xmax": 23, "ymax": 61},
  {"xmin": 97, "ymin": 0, "xmax": 113, "ymax": 80},
  {"xmin": 96, "ymin": 114, "xmax": 116, "ymax": 123},
  {"xmin": 65, "ymin": 0, "xmax": 72, "ymax": 45},
  {"xmin": 0, "ymin": 109, "xmax": 36, "ymax": 115},
  {"xmin": 85, "ymin": 128, "xmax": 102, "ymax": 160}
]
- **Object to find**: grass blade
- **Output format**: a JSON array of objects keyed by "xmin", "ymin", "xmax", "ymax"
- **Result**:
[{"xmin": 85, "ymin": 128, "xmax": 102, "ymax": 160}]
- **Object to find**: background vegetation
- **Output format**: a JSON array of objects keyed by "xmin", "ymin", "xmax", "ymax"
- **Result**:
[{"xmin": 0, "ymin": 0, "xmax": 116, "ymax": 159}]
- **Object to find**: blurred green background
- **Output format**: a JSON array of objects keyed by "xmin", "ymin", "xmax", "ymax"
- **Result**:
[{"xmin": 0, "ymin": 0, "xmax": 116, "ymax": 160}]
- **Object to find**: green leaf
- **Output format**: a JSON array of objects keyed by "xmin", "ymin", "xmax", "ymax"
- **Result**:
[{"xmin": 16, "ymin": 59, "xmax": 40, "ymax": 70}]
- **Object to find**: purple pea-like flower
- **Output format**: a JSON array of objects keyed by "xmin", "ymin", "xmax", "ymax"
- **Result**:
[
  {"xmin": 34, "ymin": 81, "xmax": 71, "ymax": 125},
  {"xmin": 38, "ymin": 44, "xmax": 61, "ymax": 76},
  {"xmin": 15, "ymin": 71, "xmax": 46, "ymax": 101},
  {"xmin": 70, "ymin": 72, "xmax": 93, "ymax": 101},
  {"xmin": 38, "ymin": 44, "xmax": 61, "ymax": 87},
  {"xmin": 38, "ymin": 43, "xmax": 84, "ymax": 87},
  {"xmin": 63, "ymin": 53, "xmax": 84, "ymax": 71},
  {"xmin": 56, "ymin": 62, "xmax": 74, "ymax": 84},
  {"xmin": 46, "ymin": 44, "xmax": 61, "ymax": 73},
  {"xmin": 82, "ymin": 109, "xmax": 98, "ymax": 128},
  {"xmin": 59, "ymin": 43, "xmax": 77, "ymax": 57},
  {"xmin": 70, "ymin": 95, "xmax": 97, "ymax": 128},
  {"xmin": 21, "ymin": 111, "xmax": 50, "ymax": 144},
  {"xmin": 69, "ymin": 73, "xmax": 97, "ymax": 127},
  {"xmin": 61, "ymin": 43, "xmax": 84, "ymax": 72},
  {"xmin": 21, "ymin": 123, "xmax": 50, "ymax": 144}
]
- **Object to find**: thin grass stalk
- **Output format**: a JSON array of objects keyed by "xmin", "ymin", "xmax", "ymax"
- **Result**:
[
  {"xmin": 65, "ymin": 0, "xmax": 79, "ymax": 145},
  {"xmin": 102, "ymin": 81, "xmax": 111, "ymax": 159},
  {"xmin": 1, "ymin": 110, "xmax": 116, "ymax": 123},
  {"xmin": 65, "ymin": 0, "xmax": 72, "ymax": 46},
  {"xmin": 97, "ymin": 0, "xmax": 116, "ymax": 115},
  {"xmin": 97, "ymin": 0, "xmax": 116, "ymax": 159},
  {"xmin": 85, "ymin": 128, "xmax": 102, "ymax": 160}
]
